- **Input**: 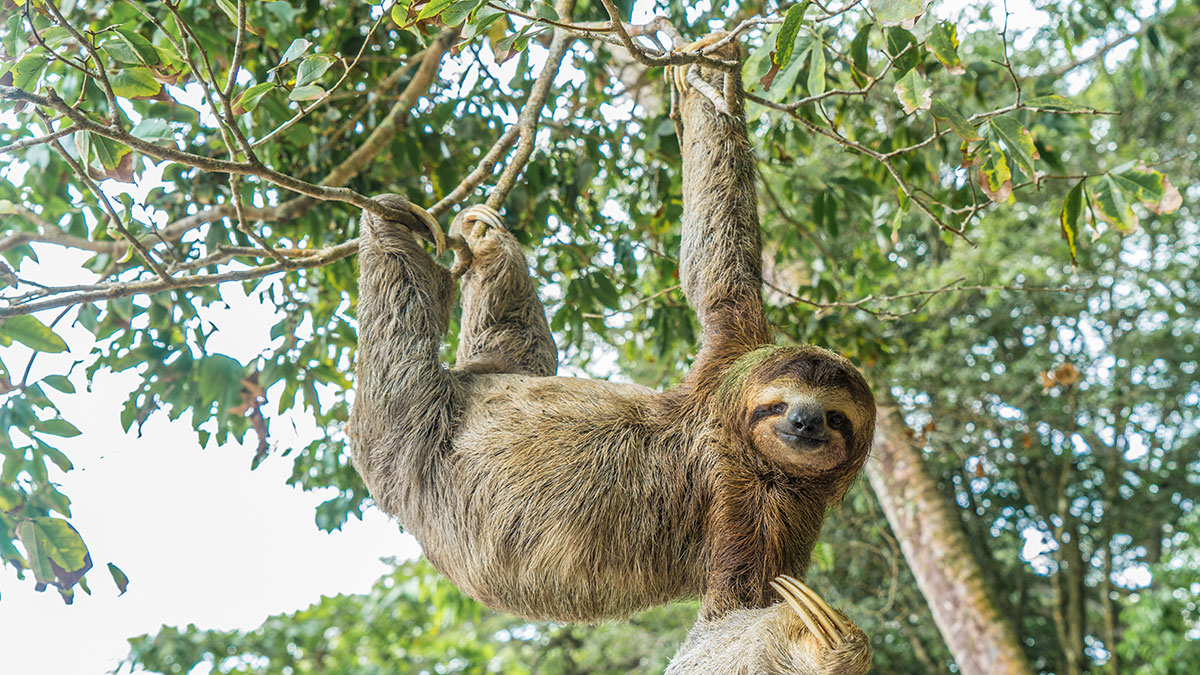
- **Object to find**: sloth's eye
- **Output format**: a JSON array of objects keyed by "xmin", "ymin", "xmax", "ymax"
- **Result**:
[
  {"xmin": 827, "ymin": 412, "xmax": 848, "ymax": 428},
  {"xmin": 751, "ymin": 402, "xmax": 788, "ymax": 422}
]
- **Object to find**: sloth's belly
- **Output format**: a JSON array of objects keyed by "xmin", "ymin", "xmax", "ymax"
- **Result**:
[{"xmin": 414, "ymin": 372, "xmax": 709, "ymax": 621}]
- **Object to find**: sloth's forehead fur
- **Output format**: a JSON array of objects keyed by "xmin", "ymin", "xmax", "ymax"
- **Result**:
[{"xmin": 720, "ymin": 345, "xmax": 875, "ymax": 419}]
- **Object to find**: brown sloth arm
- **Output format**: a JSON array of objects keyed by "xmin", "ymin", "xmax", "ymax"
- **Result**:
[
  {"xmin": 348, "ymin": 194, "xmax": 456, "ymax": 517},
  {"xmin": 675, "ymin": 41, "xmax": 772, "ymax": 362},
  {"xmin": 452, "ymin": 206, "xmax": 558, "ymax": 376}
]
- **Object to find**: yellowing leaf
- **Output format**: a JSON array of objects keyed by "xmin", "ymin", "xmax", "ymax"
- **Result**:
[
  {"xmin": 988, "ymin": 116, "xmax": 1039, "ymax": 182},
  {"xmin": 976, "ymin": 143, "xmax": 1013, "ymax": 203},
  {"xmin": 1060, "ymin": 181, "xmax": 1084, "ymax": 265},
  {"xmin": 926, "ymin": 22, "xmax": 964, "ymax": 74},
  {"xmin": 894, "ymin": 69, "xmax": 931, "ymax": 114}
]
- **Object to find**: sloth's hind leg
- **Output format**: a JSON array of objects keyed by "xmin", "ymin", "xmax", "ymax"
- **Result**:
[{"xmin": 452, "ymin": 205, "xmax": 558, "ymax": 376}]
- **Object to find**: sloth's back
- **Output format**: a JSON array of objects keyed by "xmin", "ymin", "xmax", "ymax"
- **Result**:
[{"xmin": 414, "ymin": 372, "xmax": 712, "ymax": 622}]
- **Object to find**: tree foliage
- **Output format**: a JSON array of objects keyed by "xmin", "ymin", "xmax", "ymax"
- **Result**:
[{"xmin": 0, "ymin": 0, "xmax": 1195, "ymax": 671}]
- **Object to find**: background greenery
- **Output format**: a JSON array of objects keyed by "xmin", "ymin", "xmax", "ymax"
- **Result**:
[{"xmin": 0, "ymin": 0, "xmax": 1195, "ymax": 672}]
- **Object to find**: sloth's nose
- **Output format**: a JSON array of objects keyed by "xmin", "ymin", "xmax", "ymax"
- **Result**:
[{"xmin": 786, "ymin": 403, "xmax": 826, "ymax": 438}]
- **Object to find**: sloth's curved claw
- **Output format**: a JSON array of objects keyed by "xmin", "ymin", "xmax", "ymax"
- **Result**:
[
  {"xmin": 770, "ymin": 575, "xmax": 846, "ymax": 650},
  {"xmin": 450, "ymin": 204, "xmax": 504, "ymax": 241},
  {"xmin": 407, "ymin": 201, "xmax": 446, "ymax": 258}
]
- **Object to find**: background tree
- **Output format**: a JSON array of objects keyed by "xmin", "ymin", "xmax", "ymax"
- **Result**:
[{"xmin": 0, "ymin": 0, "xmax": 1193, "ymax": 673}]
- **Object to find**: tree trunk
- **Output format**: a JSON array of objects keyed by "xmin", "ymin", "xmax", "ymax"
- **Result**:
[{"xmin": 867, "ymin": 405, "xmax": 1033, "ymax": 675}]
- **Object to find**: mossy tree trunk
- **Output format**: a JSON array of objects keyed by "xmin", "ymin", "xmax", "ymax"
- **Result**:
[{"xmin": 867, "ymin": 406, "xmax": 1033, "ymax": 675}]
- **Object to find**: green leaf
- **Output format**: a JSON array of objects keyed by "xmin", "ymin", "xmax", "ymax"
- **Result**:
[
  {"xmin": 441, "ymin": 0, "xmax": 481, "ymax": 27},
  {"xmin": 295, "ymin": 55, "xmax": 335, "ymax": 87},
  {"xmin": 1060, "ymin": 181, "xmax": 1083, "ymax": 264},
  {"xmin": 279, "ymin": 39, "xmax": 311, "ymax": 67},
  {"xmin": 872, "ymin": 0, "xmax": 924, "ymax": 28},
  {"xmin": 107, "ymin": 562, "xmax": 130, "ymax": 595},
  {"xmin": 0, "ymin": 315, "xmax": 68, "ymax": 352},
  {"xmin": 884, "ymin": 27, "xmax": 919, "ymax": 76},
  {"xmin": 91, "ymin": 135, "xmax": 132, "ymax": 173},
  {"xmin": 926, "ymin": 21, "xmax": 964, "ymax": 74},
  {"xmin": 288, "ymin": 84, "xmax": 325, "ymax": 101},
  {"xmin": 390, "ymin": 0, "xmax": 415, "ymax": 26},
  {"xmin": 976, "ymin": 143, "xmax": 1013, "ymax": 203},
  {"xmin": 130, "ymin": 118, "xmax": 174, "ymax": 143},
  {"xmin": 17, "ymin": 518, "xmax": 92, "ymax": 590},
  {"xmin": 233, "ymin": 82, "xmax": 275, "ymax": 114},
  {"xmin": 109, "ymin": 67, "xmax": 163, "ymax": 99},
  {"xmin": 36, "ymin": 418, "xmax": 82, "ymax": 438},
  {"xmin": 41, "ymin": 375, "xmax": 75, "ymax": 394},
  {"xmin": 893, "ymin": 68, "xmax": 930, "ymax": 114},
  {"xmin": 11, "ymin": 51, "xmax": 47, "ymax": 90},
  {"xmin": 807, "ymin": 42, "xmax": 826, "ymax": 96},
  {"xmin": 588, "ymin": 272, "xmax": 621, "ymax": 310},
  {"xmin": 1024, "ymin": 94, "xmax": 1091, "ymax": 112},
  {"xmin": 532, "ymin": 1, "xmax": 559, "ymax": 21},
  {"xmin": 773, "ymin": 1, "xmax": 810, "ymax": 70},
  {"xmin": 988, "ymin": 115, "xmax": 1039, "ymax": 182},
  {"xmin": 39, "ymin": 443, "xmax": 74, "ymax": 472},
  {"xmin": 417, "ymin": 0, "xmax": 455, "ymax": 22},
  {"xmin": 930, "ymin": 99, "xmax": 981, "ymax": 141},
  {"xmin": 112, "ymin": 28, "xmax": 160, "ymax": 66},
  {"xmin": 849, "ymin": 23, "xmax": 871, "ymax": 86}
]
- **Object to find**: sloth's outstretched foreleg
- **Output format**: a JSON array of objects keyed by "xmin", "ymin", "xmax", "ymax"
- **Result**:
[
  {"xmin": 451, "ymin": 205, "xmax": 558, "ymax": 376},
  {"xmin": 674, "ymin": 36, "xmax": 771, "ymax": 359},
  {"xmin": 348, "ymin": 194, "xmax": 456, "ymax": 519}
]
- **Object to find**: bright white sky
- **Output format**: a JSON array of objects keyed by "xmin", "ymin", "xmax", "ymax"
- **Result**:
[
  {"xmin": 0, "ymin": 0, "xmax": 1157, "ymax": 673},
  {"xmin": 0, "ymin": 268, "xmax": 421, "ymax": 674}
]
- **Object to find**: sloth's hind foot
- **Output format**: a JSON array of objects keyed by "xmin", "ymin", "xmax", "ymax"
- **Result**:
[
  {"xmin": 769, "ymin": 575, "xmax": 872, "ymax": 674},
  {"xmin": 449, "ymin": 204, "xmax": 505, "ymax": 277}
]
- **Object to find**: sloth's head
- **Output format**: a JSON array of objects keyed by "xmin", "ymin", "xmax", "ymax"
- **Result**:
[{"xmin": 721, "ymin": 346, "xmax": 876, "ymax": 480}]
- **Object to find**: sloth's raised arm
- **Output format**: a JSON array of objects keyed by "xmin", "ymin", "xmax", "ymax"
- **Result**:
[
  {"xmin": 675, "ymin": 41, "xmax": 772, "ymax": 362},
  {"xmin": 348, "ymin": 195, "xmax": 455, "ymax": 517}
]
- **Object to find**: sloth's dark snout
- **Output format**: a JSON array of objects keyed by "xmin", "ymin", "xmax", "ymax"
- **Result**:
[{"xmin": 786, "ymin": 402, "xmax": 826, "ymax": 439}]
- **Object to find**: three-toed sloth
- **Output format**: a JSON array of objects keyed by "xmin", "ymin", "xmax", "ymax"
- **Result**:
[{"xmin": 348, "ymin": 37, "xmax": 876, "ymax": 622}]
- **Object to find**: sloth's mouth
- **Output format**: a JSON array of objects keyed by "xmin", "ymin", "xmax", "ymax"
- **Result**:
[{"xmin": 775, "ymin": 428, "xmax": 829, "ymax": 450}]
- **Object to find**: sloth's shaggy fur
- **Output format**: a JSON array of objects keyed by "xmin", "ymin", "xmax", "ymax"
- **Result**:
[{"xmin": 348, "ymin": 37, "xmax": 875, "ymax": 622}]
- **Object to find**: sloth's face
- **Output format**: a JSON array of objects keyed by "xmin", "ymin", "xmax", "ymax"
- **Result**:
[{"xmin": 745, "ymin": 380, "xmax": 866, "ymax": 474}]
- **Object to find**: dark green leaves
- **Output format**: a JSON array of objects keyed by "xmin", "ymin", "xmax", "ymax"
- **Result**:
[
  {"xmin": 930, "ymin": 99, "xmax": 981, "ymax": 141},
  {"xmin": 760, "ymin": 1, "xmax": 810, "ymax": 90}
]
